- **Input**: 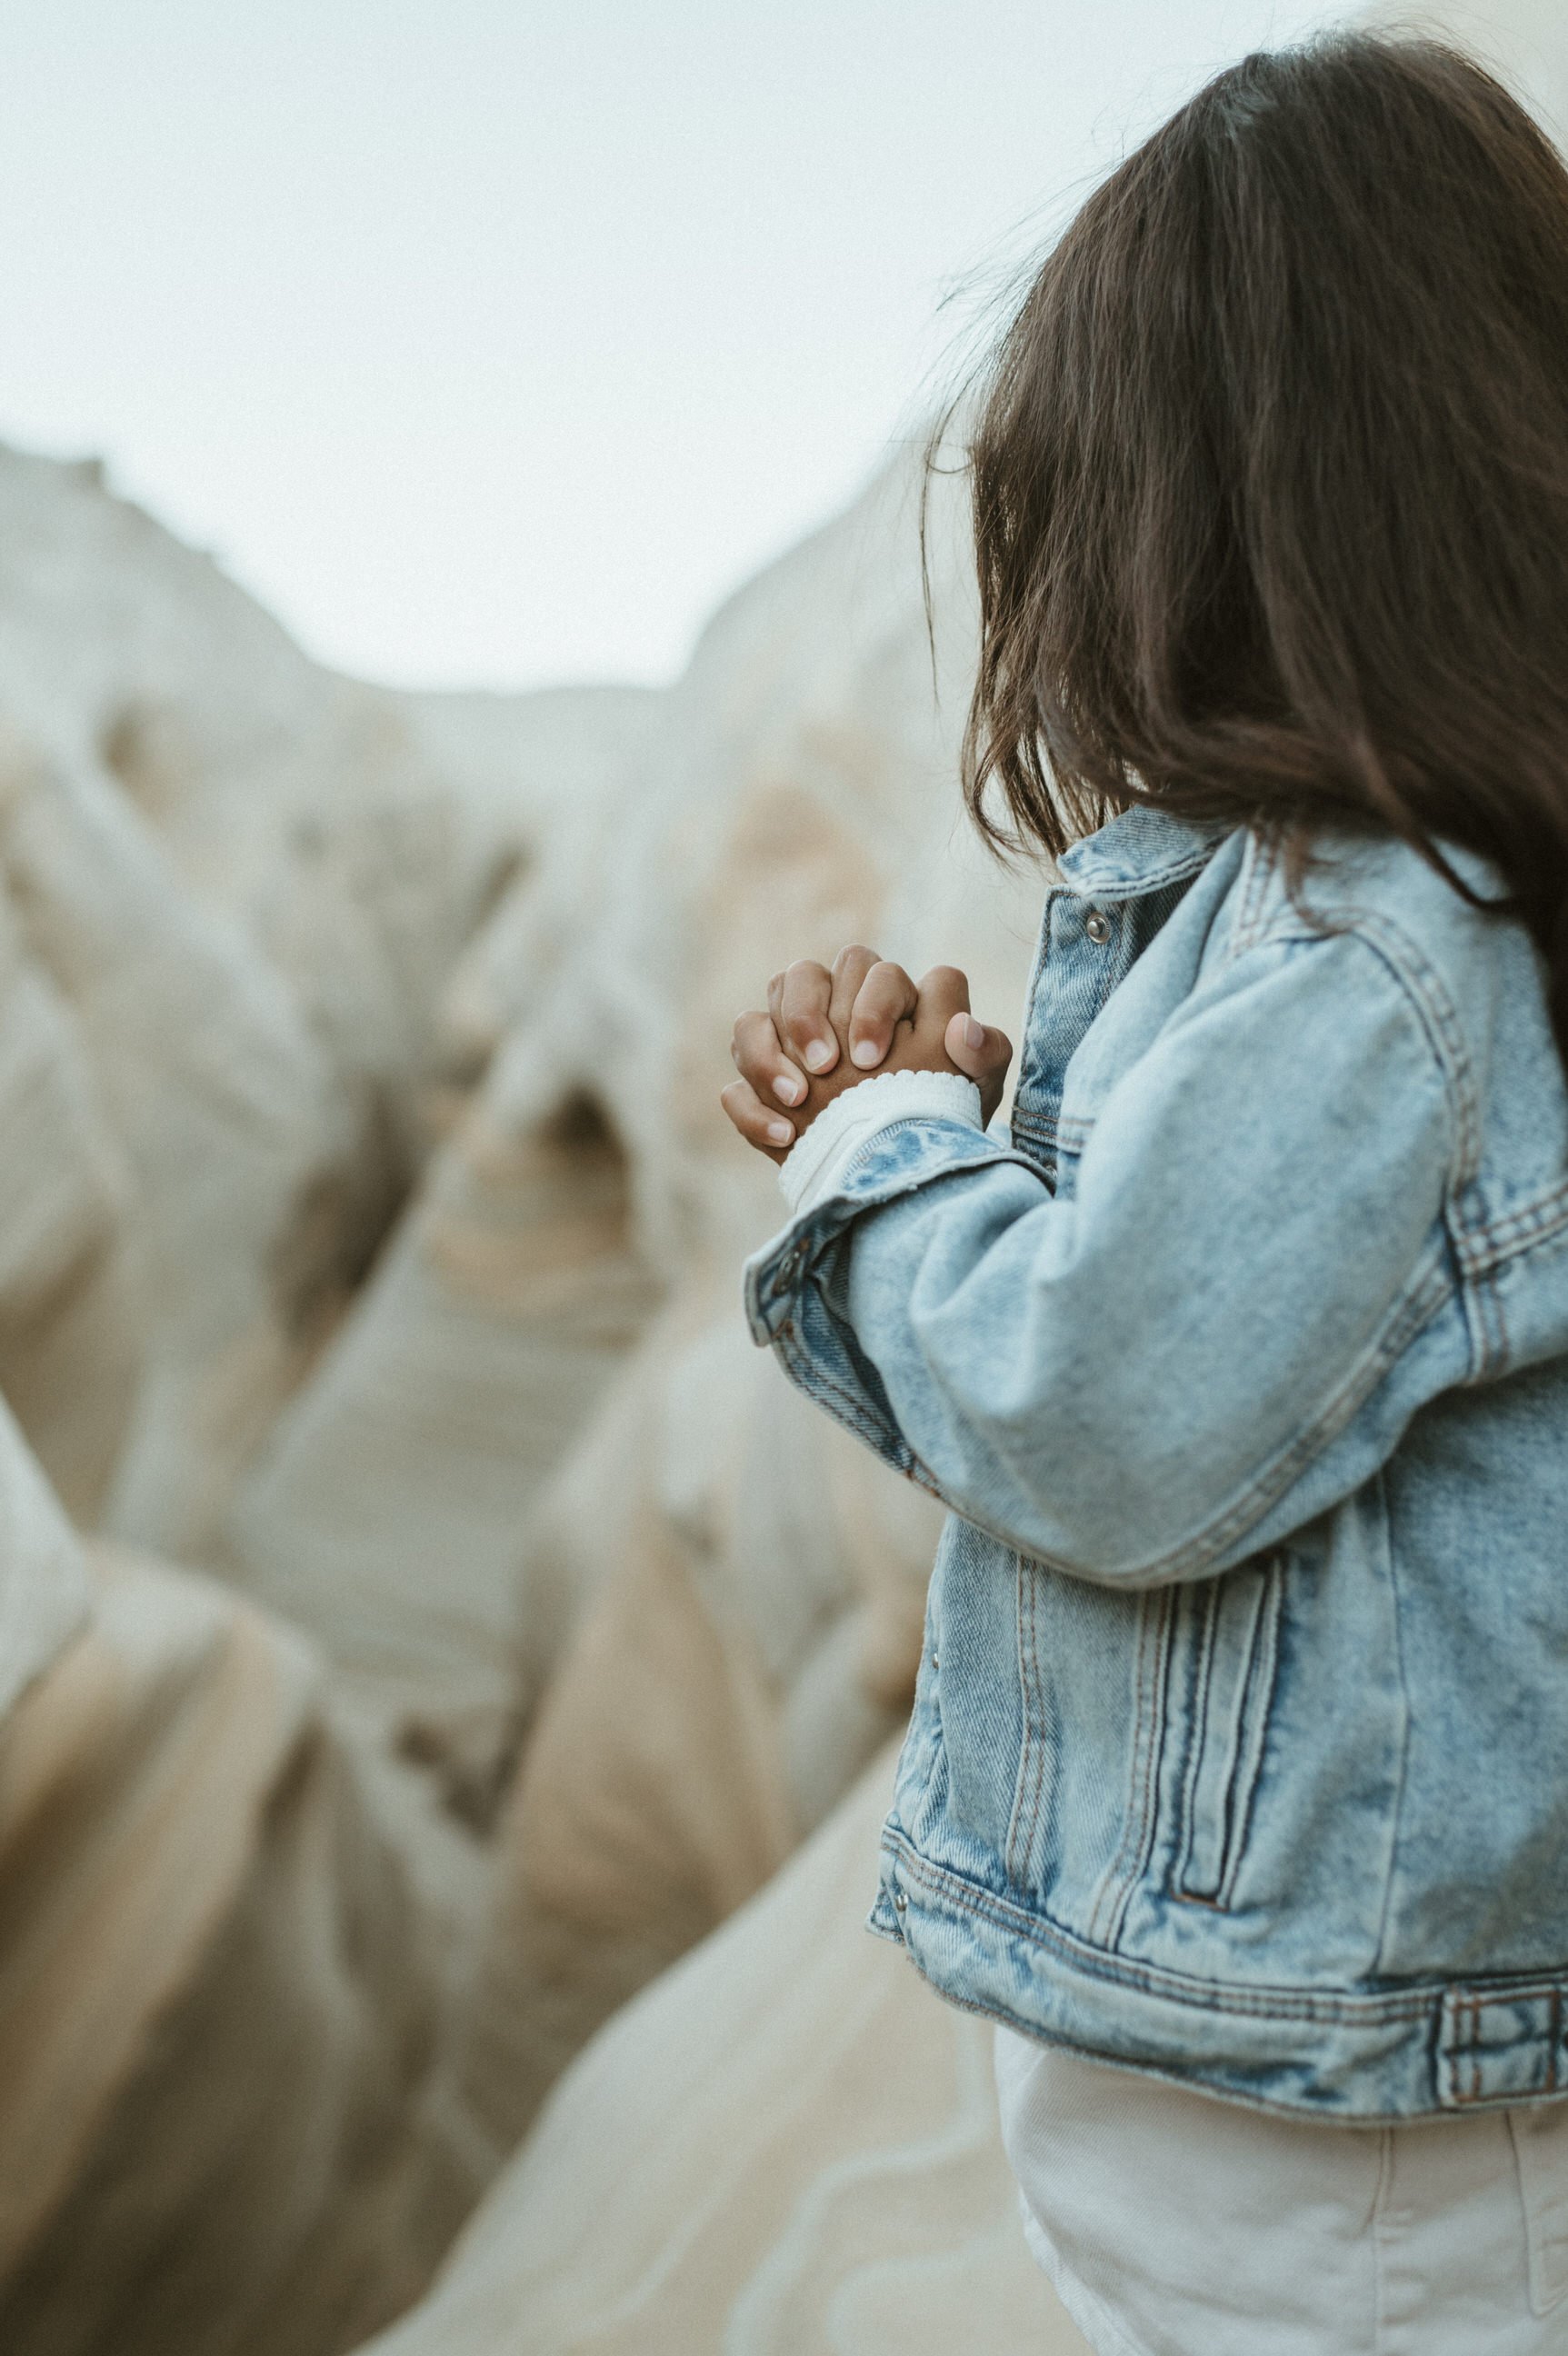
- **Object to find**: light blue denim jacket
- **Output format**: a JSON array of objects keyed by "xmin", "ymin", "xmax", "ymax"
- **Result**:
[{"xmin": 744, "ymin": 804, "xmax": 1568, "ymax": 2121}]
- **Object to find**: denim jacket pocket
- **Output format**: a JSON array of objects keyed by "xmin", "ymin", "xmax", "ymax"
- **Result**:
[
  {"xmin": 1172, "ymin": 1553, "xmax": 1283, "ymax": 1908},
  {"xmin": 1004, "ymin": 1552, "xmax": 1056, "ymax": 1892}
]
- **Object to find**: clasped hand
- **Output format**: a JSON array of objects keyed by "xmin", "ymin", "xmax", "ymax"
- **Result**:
[{"xmin": 722, "ymin": 943, "xmax": 1014, "ymax": 1164}]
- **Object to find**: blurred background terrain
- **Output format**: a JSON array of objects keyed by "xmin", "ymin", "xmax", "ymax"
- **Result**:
[{"xmin": 0, "ymin": 5, "xmax": 1560, "ymax": 2353}]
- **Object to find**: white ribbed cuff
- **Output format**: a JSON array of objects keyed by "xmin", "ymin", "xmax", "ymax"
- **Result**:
[{"xmin": 778, "ymin": 1068, "xmax": 984, "ymax": 1216}]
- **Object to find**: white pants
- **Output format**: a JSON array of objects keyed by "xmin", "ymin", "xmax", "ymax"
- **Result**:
[{"xmin": 994, "ymin": 2025, "xmax": 1568, "ymax": 2356}]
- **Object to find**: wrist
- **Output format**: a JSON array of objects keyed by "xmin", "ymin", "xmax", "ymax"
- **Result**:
[{"xmin": 778, "ymin": 1067, "xmax": 984, "ymax": 1215}]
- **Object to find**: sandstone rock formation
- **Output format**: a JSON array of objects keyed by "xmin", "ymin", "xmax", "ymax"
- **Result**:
[
  {"xmin": 0, "ymin": 423, "xmax": 1062, "ymax": 2355},
  {"xmin": 0, "ymin": 1419, "xmax": 482, "ymax": 2356},
  {"xmin": 358, "ymin": 1748, "xmax": 1091, "ymax": 2356},
  {"xmin": 443, "ymin": 449, "xmax": 1046, "ymax": 2137}
]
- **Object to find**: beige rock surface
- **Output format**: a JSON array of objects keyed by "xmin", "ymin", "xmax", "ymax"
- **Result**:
[
  {"xmin": 0, "ymin": 444, "xmax": 660, "ymax": 1568},
  {"xmin": 0, "ymin": 743, "xmax": 349, "ymax": 1560},
  {"xmin": 359, "ymin": 1746, "xmax": 1091, "ymax": 2356},
  {"xmin": 451, "ymin": 447, "xmax": 1044, "ymax": 2128},
  {"xmin": 223, "ymin": 1082, "xmax": 662, "ymax": 1756},
  {"xmin": 0, "ymin": 1537, "xmax": 484, "ymax": 2356},
  {"xmin": 0, "ymin": 891, "xmax": 138, "ymax": 1523}
]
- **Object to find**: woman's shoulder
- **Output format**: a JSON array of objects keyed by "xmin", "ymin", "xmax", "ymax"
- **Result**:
[
  {"xmin": 1219, "ymin": 826, "xmax": 1559, "ymax": 1181},
  {"xmin": 1229, "ymin": 824, "xmax": 1527, "ymax": 1007}
]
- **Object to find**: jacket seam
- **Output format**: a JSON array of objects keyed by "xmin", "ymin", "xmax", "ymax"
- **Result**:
[
  {"xmin": 1173, "ymin": 1584, "xmax": 1214, "ymax": 1897},
  {"xmin": 1103, "ymin": 1590, "xmax": 1174, "ymax": 1952},
  {"xmin": 884, "ymin": 1829, "xmax": 1443, "ymax": 2022},
  {"xmin": 1226, "ymin": 827, "xmax": 1277, "ymax": 953},
  {"xmin": 1003, "ymin": 1557, "xmax": 1029, "ymax": 1883},
  {"xmin": 1084, "ymin": 1593, "xmax": 1158, "ymax": 1947},
  {"xmin": 1056, "ymin": 836, "xmax": 1230, "ymax": 899},
  {"xmin": 984, "ymin": 1249, "xmax": 1453, "ymax": 1589},
  {"xmin": 1369, "ymin": 1468, "xmax": 1413, "ymax": 1982},
  {"xmin": 1246, "ymin": 896, "xmax": 1479, "ymax": 1191},
  {"xmin": 779, "ymin": 1065, "xmax": 1455, "ymax": 1587},
  {"xmin": 773, "ymin": 1323, "xmax": 914, "ymax": 1473},
  {"xmin": 1218, "ymin": 1564, "xmax": 1283, "ymax": 1910},
  {"xmin": 871, "ymin": 1949, "xmax": 1452, "ymax": 2126},
  {"xmin": 831, "ymin": 1124, "xmax": 1040, "ymax": 1205},
  {"xmin": 1253, "ymin": 901, "xmax": 1568, "ymax": 1279},
  {"xmin": 1456, "ymin": 1179, "xmax": 1568, "ymax": 1273},
  {"xmin": 789, "ymin": 1243, "xmax": 1452, "ymax": 1589},
  {"xmin": 885, "ymin": 1829, "xmax": 1568, "ymax": 2039}
]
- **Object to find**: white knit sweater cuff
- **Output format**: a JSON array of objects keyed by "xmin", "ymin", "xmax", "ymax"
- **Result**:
[{"xmin": 777, "ymin": 1068, "xmax": 984, "ymax": 1217}]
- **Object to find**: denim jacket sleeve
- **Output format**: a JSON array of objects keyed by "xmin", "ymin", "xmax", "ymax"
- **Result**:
[{"xmin": 743, "ymin": 926, "xmax": 1457, "ymax": 1585}]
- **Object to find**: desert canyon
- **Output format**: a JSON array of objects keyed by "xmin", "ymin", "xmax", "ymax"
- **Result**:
[{"xmin": 2, "ymin": 6, "xmax": 1563, "ymax": 2350}]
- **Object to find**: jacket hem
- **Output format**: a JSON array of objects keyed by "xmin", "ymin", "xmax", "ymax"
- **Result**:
[{"xmin": 876, "ymin": 1828, "xmax": 1568, "ymax": 2121}]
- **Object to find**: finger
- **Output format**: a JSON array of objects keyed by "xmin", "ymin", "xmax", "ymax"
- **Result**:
[
  {"xmin": 720, "ymin": 1077, "xmax": 796, "ymax": 1159},
  {"xmin": 732, "ymin": 1007, "xmax": 808, "ymax": 1109},
  {"xmin": 944, "ymin": 1012, "xmax": 1014, "ymax": 1084},
  {"xmin": 826, "ymin": 943, "xmax": 882, "ymax": 1045},
  {"xmin": 847, "ymin": 961, "xmax": 918, "ymax": 1070},
  {"xmin": 913, "ymin": 965, "xmax": 973, "ymax": 1043},
  {"xmin": 778, "ymin": 960, "xmax": 839, "ymax": 1074}
]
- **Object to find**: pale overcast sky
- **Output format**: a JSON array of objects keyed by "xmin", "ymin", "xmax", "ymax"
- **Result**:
[{"xmin": 0, "ymin": 0, "xmax": 1432, "ymax": 692}]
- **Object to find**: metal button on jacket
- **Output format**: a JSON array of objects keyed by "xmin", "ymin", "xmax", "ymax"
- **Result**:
[
  {"xmin": 1084, "ymin": 906, "xmax": 1113, "ymax": 944},
  {"xmin": 774, "ymin": 1244, "xmax": 805, "ymax": 1294}
]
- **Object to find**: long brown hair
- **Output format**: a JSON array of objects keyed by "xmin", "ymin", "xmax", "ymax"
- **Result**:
[{"xmin": 949, "ymin": 32, "xmax": 1568, "ymax": 1056}]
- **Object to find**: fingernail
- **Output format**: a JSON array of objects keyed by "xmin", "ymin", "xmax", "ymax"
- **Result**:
[
  {"xmin": 766, "ymin": 1119, "xmax": 794, "ymax": 1145},
  {"xmin": 851, "ymin": 1039, "xmax": 881, "ymax": 1067},
  {"xmin": 964, "ymin": 1018, "xmax": 985, "ymax": 1052},
  {"xmin": 773, "ymin": 1072, "xmax": 804, "ymax": 1105},
  {"xmin": 804, "ymin": 1040, "xmax": 834, "ymax": 1072}
]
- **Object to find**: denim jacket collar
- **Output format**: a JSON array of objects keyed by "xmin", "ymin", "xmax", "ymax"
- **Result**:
[{"xmin": 1054, "ymin": 803, "xmax": 1233, "ymax": 899}]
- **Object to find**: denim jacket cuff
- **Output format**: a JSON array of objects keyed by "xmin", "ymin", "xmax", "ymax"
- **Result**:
[
  {"xmin": 778, "ymin": 1069, "xmax": 983, "ymax": 1216},
  {"xmin": 744, "ymin": 1113, "xmax": 1039, "ymax": 1351}
]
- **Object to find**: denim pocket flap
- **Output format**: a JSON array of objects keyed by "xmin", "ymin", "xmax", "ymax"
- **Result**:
[{"xmin": 1174, "ymin": 1554, "xmax": 1283, "ymax": 1907}]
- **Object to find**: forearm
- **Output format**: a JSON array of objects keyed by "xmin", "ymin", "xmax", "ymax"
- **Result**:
[{"xmin": 750, "ymin": 933, "xmax": 1457, "ymax": 1587}]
